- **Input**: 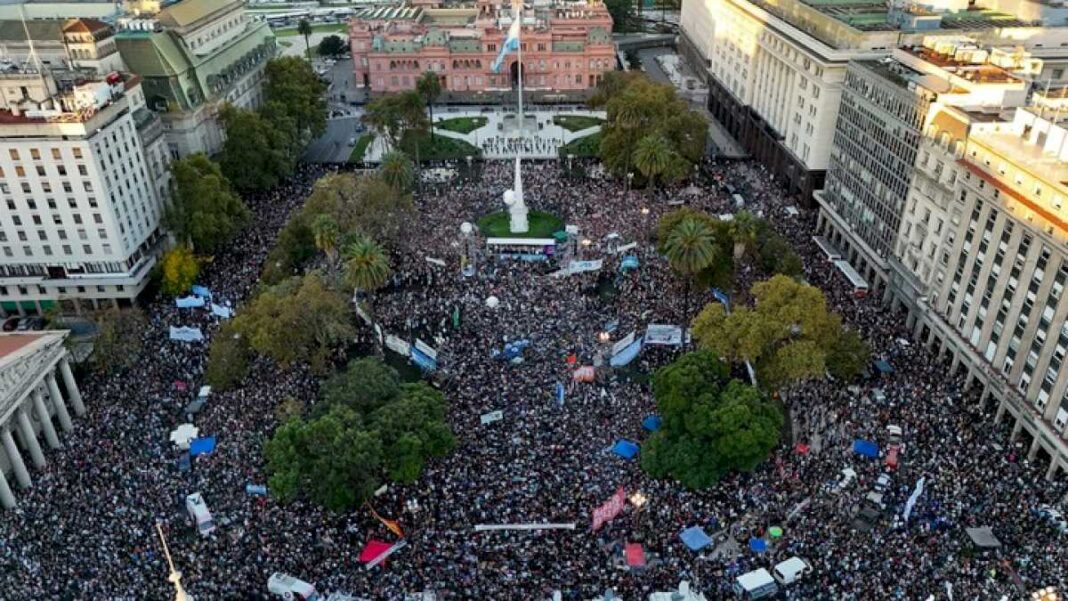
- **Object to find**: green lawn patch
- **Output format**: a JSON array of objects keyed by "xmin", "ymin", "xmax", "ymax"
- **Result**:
[
  {"xmin": 401, "ymin": 131, "xmax": 481, "ymax": 162},
  {"xmin": 273, "ymin": 23, "xmax": 348, "ymax": 37},
  {"xmin": 349, "ymin": 134, "xmax": 374, "ymax": 162},
  {"xmin": 553, "ymin": 115, "xmax": 605, "ymax": 132},
  {"xmin": 477, "ymin": 210, "xmax": 564, "ymax": 239},
  {"xmin": 560, "ymin": 131, "xmax": 601, "ymax": 158},
  {"xmin": 435, "ymin": 116, "xmax": 488, "ymax": 134}
]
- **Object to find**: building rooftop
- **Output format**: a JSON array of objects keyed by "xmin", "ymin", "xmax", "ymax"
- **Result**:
[{"xmin": 156, "ymin": 0, "xmax": 242, "ymax": 28}]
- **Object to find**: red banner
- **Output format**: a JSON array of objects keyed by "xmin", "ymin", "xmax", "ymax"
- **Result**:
[{"xmin": 591, "ymin": 487, "xmax": 626, "ymax": 531}]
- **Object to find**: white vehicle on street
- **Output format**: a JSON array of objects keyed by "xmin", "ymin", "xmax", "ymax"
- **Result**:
[
  {"xmin": 830, "ymin": 467, "xmax": 857, "ymax": 494},
  {"xmin": 773, "ymin": 556, "xmax": 813, "ymax": 585},
  {"xmin": 184, "ymin": 492, "xmax": 215, "ymax": 537},
  {"xmin": 268, "ymin": 572, "xmax": 320, "ymax": 601}
]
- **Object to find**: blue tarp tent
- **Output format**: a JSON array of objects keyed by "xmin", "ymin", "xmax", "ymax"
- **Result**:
[
  {"xmin": 853, "ymin": 439, "xmax": 879, "ymax": 458},
  {"xmin": 246, "ymin": 484, "xmax": 267, "ymax": 497},
  {"xmin": 611, "ymin": 439, "xmax": 640, "ymax": 459},
  {"xmin": 749, "ymin": 538, "xmax": 767, "ymax": 553},
  {"xmin": 642, "ymin": 415, "xmax": 662, "ymax": 432},
  {"xmin": 680, "ymin": 526, "xmax": 713, "ymax": 551},
  {"xmin": 620, "ymin": 256, "xmax": 640, "ymax": 271},
  {"xmin": 874, "ymin": 359, "xmax": 893, "ymax": 374},
  {"xmin": 189, "ymin": 436, "xmax": 216, "ymax": 457}
]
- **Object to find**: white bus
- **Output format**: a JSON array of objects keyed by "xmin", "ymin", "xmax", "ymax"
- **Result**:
[{"xmin": 833, "ymin": 259, "xmax": 869, "ymax": 298}]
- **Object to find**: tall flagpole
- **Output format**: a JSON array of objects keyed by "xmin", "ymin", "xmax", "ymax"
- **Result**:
[{"xmin": 516, "ymin": 0, "xmax": 524, "ymax": 129}]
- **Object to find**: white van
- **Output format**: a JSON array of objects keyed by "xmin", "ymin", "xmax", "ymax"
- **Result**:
[
  {"xmin": 773, "ymin": 556, "xmax": 812, "ymax": 585},
  {"xmin": 831, "ymin": 467, "xmax": 857, "ymax": 494},
  {"xmin": 184, "ymin": 492, "xmax": 215, "ymax": 537},
  {"xmin": 733, "ymin": 568, "xmax": 778, "ymax": 599},
  {"xmin": 268, "ymin": 572, "xmax": 319, "ymax": 601}
]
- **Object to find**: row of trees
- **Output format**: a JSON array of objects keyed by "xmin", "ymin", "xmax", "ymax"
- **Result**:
[
  {"xmin": 361, "ymin": 71, "xmax": 442, "ymax": 168},
  {"xmin": 590, "ymin": 72, "xmax": 708, "ymax": 194},
  {"xmin": 265, "ymin": 358, "xmax": 455, "ymax": 511},
  {"xmin": 217, "ymin": 57, "xmax": 327, "ymax": 193}
]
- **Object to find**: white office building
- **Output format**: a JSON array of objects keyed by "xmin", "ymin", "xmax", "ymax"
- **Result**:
[{"xmin": 0, "ymin": 69, "xmax": 170, "ymax": 315}]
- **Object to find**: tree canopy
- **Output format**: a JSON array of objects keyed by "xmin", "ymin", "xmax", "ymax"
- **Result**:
[
  {"xmin": 265, "ymin": 357, "xmax": 455, "ymax": 511},
  {"xmin": 231, "ymin": 272, "xmax": 354, "ymax": 372},
  {"xmin": 591, "ymin": 72, "xmax": 707, "ymax": 182},
  {"xmin": 159, "ymin": 245, "xmax": 199, "ymax": 297},
  {"xmin": 302, "ymin": 172, "xmax": 414, "ymax": 251},
  {"xmin": 691, "ymin": 275, "xmax": 849, "ymax": 388},
  {"xmin": 264, "ymin": 57, "xmax": 327, "ymax": 141},
  {"xmin": 604, "ymin": 0, "xmax": 635, "ymax": 32},
  {"xmin": 318, "ymin": 34, "xmax": 347, "ymax": 58},
  {"xmin": 218, "ymin": 104, "xmax": 296, "ymax": 193},
  {"xmin": 90, "ymin": 308, "xmax": 147, "ymax": 375},
  {"xmin": 641, "ymin": 349, "xmax": 783, "ymax": 488},
  {"xmin": 167, "ymin": 154, "xmax": 250, "ymax": 253},
  {"xmin": 204, "ymin": 323, "xmax": 250, "ymax": 391},
  {"xmin": 362, "ymin": 90, "xmax": 428, "ymax": 149},
  {"xmin": 657, "ymin": 208, "xmax": 734, "ymax": 291}
]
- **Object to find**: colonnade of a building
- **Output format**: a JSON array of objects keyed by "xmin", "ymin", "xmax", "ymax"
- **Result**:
[{"xmin": 0, "ymin": 355, "xmax": 84, "ymax": 508}]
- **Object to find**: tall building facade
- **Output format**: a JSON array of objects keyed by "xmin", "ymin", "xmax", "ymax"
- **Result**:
[
  {"xmin": 349, "ymin": 0, "xmax": 615, "ymax": 95},
  {"xmin": 679, "ymin": 0, "xmax": 1068, "ymax": 202},
  {"xmin": 815, "ymin": 45, "xmax": 1068, "ymax": 474},
  {"xmin": 115, "ymin": 0, "xmax": 276, "ymax": 157},
  {"xmin": 0, "ymin": 70, "xmax": 170, "ymax": 315}
]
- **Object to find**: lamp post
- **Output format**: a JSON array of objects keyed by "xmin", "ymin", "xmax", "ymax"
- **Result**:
[
  {"xmin": 568, "ymin": 153, "xmax": 575, "ymax": 178},
  {"xmin": 580, "ymin": 238, "xmax": 591, "ymax": 259},
  {"xmin": 626, "ymin": 171, "xmax": 634, "ymax": 193},
  {"xmin": 156, "ymin": 523, "xmax": 192, "ymax": 601}
]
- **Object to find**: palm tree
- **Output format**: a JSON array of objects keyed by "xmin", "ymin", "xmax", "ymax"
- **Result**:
[
  {"xmin": 379, "ymin": 150, "xmax": 414, "ymax": 192},
  {"xmin": 343, "ymin": 237, "xmax": 391, "ymax": 349},
  {"xmin": 311, "ymin": 214, "xmax": 341, "ymax": 266},
  {"xmin": 416, "ymin": 71, "xmax": 443, "ymax": 141},
  {"xmin": 663, "ymin": 216, "xmax": 718, "ymax": 339},
  {"xmin": 729, "ymin": 210, "xmax": 759, "ymax": 260},
  {"xmin": 297, "ymin": 19, "xmax": 313, "ymax": 61},
  {"xmin": 633, "ymin": 134, "xmax": 674, "ymax": 198}
]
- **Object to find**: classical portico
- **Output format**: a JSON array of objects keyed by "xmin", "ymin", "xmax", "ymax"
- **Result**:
[{"xmin": 0, "ymin": 332, "xmax": 84, "ymax": 509}]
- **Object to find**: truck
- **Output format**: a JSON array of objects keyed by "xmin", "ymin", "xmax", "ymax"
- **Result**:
[
  {"xmin": 184, "ymin": 492, "xmax": 215, "ymax": 537},
  {"xmin": 733, "ymin": 568, "xmax": 778, "ymax": 599}
]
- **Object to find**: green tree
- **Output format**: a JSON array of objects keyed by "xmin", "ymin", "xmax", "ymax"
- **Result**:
[
  {"xmin": 343, "ymin": 238, "xmax": 390, "ymax": 294},
  {"xmin": 379, "ymin": 150, "xmax": 415, "ymax": 192},
  {"xmin": 90, "ymin": 308, "xmax": 147, "ymax": 375},
  {"xmin": 641, "ymin": 350, "xmax": 782, "ymax": 488},
  {"xmin": 232, "ymin": 272, "xmax": 355, "ymax": 371},
  {"xmin": 264, "ymin": 57, "xmax": 327, "ymax": 140},
  {"xmin": 604, "ymin": 0, "xmax": 635, "ymax": 31},
  {"xmin": 416, "ymin": 71, "xmax": 443, "ymax": 140},
  {"xmin": 311, "ymin": 213, "xmax": 341, "ymax": 266},
  {"xmin": 728, "ymin": 209, "xmax": 759, "ymax": 260},
  {"xmin": 263, "ymin": 217, "xmax": 317, "ymax": 285},
  {"xmin": 297, "ymin": 19, "xmax": 313, "ymax": 60},
  {"xmin": 691, "ymin": 275, "xmax": 845, "ymax": 388},
  {"xmin": 265, "ymin": 360, "xmax": 455, "ymax": 512},
  {"xmin": 593, "ymin": 73, "xmax": 708, "ymax": 180},
  {"xmin": 318, "ymin": 34, "xmax": 346, "ymax": 58},
  {"xmin": 755, "ymin": 223, "xmax": 803, "ymax": 278},
  {"xmin": 362, "ymin": 90, "xmax": 428, "ymax": 151},
  {"xmin": 662, "ymin": 215, "xmax": 719, "ymax": 330},
  {"xmin": 633, "ymin": 133, "xmax": 684, "ymax": 196},
  {"xmin": 204, "ymin": 323, "xmax": 250, "ymax": 391},
  {"xmin": 320, "ymin": 356, "xmax": 402, "ymax": 415},
  {"xmin": 159, "ymin": 245, "xmax": 199, "ymax": 297},
  {"xmin": 167, "ymin": 154, "xmax": 250, "ymax": 253},
  {"xmin": 218, "ymin": 105, "xmax": 294, "ymax": 193},
  {"xmin": 826, "ymin": 327, "xmax": 872, "ymax": 382},
  {"xmin": 303, "ymin": 172, "xmax": 414, "ymax": 251}
]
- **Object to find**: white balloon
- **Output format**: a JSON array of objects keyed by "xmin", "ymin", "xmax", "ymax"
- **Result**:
[
  {"xmin": 503, "ymin": 190, "xmax": 516, "ymax": 206},
  {"xmin": 485, "ymin": 295, "xmax": 500, "ymax": 309}
]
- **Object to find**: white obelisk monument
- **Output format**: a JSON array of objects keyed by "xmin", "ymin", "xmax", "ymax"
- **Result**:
[{"xmin": 503, "ymin": 0, "xmax": 529, "ymax": 234}]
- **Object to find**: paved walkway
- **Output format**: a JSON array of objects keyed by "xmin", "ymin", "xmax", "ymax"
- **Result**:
[{"xmin": 364, "ymin": 107, "xmax": 606, "ymax": 162}]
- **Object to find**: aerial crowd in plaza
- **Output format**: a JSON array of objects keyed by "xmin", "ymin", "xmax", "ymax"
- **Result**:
[{"xmin": 0, "ymin": 156, "xmax": 1066, "ymax": 601}]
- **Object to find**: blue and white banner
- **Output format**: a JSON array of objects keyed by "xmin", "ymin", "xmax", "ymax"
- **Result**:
[
  {"xmin": 712, "ymin": 288, "xmax": 730, "ymax": 310},
  {"xmin": 385, "ymin": 335, "xmax": 411, "ymax": 357},
  {"xmin": 555, "ymin": 381, "xmax": 565, "ymax": 406},
  {"xmin": 644, "ymin": 324, "xmax": 683, "ymax": 346},
  {"xmin": 210, "ymin": 303, "xmax": 233, "ymax": 319},
  {"xmin": 191, "ymin": 285, "xmax": 212, "ymax": 300},
  {"xmin": 411, "ymin": 347, "xmax": 437, "ymax": 372},
  {"xmin": 169, "ymin": 326, "xmax": 204, "ymax": 342},
  {"xmin": 903, "ymin": 476, "xmax": 926, "ymax": 522},
  {"xmin": 609, "ymin": 339, "xmax": 642, "ymax": 367},
  {"xmin": 414, "ymin": 338, "xmax": 438, "ymax": 361},
  {"xmin": 611, "ymin": 331, "xmax": 636, "ymax": 358},
  {"xmin": 176, "ymin": 296, "xmax": 205, "ymax": 309}
]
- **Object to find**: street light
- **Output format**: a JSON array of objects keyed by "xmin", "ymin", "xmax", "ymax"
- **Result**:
[
  {"xmin": 598, "ymin": 331, "xmax": 611, "ymax": 344},
  {"xmin": 626, "ymin": 171, "xmax": 634, "ymax": 192},
  {"xmin": 629, "ymin": 491, "xmax": 648, "ymax": 508},
  {"xmin": 640, "ymin": 207, "xmax": 650, "ymax": 215}
]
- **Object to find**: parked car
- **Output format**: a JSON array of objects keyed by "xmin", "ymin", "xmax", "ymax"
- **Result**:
[
  {"xmin": 830, "ymin": 467, "xmax": 857, "ymax": 494},
  {"xmin": 268, "ymin": 572, "xmax": 319, "ymax": 601},
  {"xmin": 874, "ymin": 473, "xmax": 891, "ymax": 493},
  {"xmin": 2, "ymin": 317, "xmax": 19, "ymax": 331}
]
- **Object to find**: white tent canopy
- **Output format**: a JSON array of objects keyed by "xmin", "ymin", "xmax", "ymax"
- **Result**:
[{"xmin": 170, "ymin": 423, "xmax": 199, "ymax": 450}]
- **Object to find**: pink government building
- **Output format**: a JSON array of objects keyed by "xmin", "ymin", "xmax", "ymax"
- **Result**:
[{"xmin": 348, "ymin": 0, "xmax": 615, "ymax": 94}]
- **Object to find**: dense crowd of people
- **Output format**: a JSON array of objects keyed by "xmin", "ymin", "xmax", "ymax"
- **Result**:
[{"xmin": 0, "ymin": 154, "xmax": 1065, "ymax": 601}]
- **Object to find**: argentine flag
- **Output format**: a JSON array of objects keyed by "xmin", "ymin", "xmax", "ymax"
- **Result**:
[{"xmin": 491, "ymin": 16, "xmax": 522, "ymax": 73}]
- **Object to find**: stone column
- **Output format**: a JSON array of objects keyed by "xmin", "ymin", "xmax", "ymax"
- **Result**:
[
  {"xmin": 15, "ymin": 409, "xmax": 45, "ymax": 468},
  {"xmin": 978, "ymin": 387, "xmax": 992, "ymax": 413},
  {"xmin": 0, "ymin": 468, "xmax": 14, "ymax": 509},
  {"xmin": 1010, "ymin": 418, "xmax": 1023, "ymax": 443},
  {"xmin": 1027, "ymin": 436, "xmax": 1041, "ymax": 461},
  {"xmin": 1, "ymin": 428, "xmax": 31, "ymax": 489},
  {"xmin": 59, "ymin": 357, "xmax": 85, "ymax": 417},
  {"xmin": 32, "ymin": 388, "xmax": 60, "ymax": 449},
  {"xmin": 1046, "ymin": 458, "xmax": 1060, "ymax": 480},
  {"xmin": 995, "ymin": 401, "xmax": 1007, "ymax": 423},
  {"xmin": 46, "ymin": 373, "xmax": 73, "ymax": 432}
]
